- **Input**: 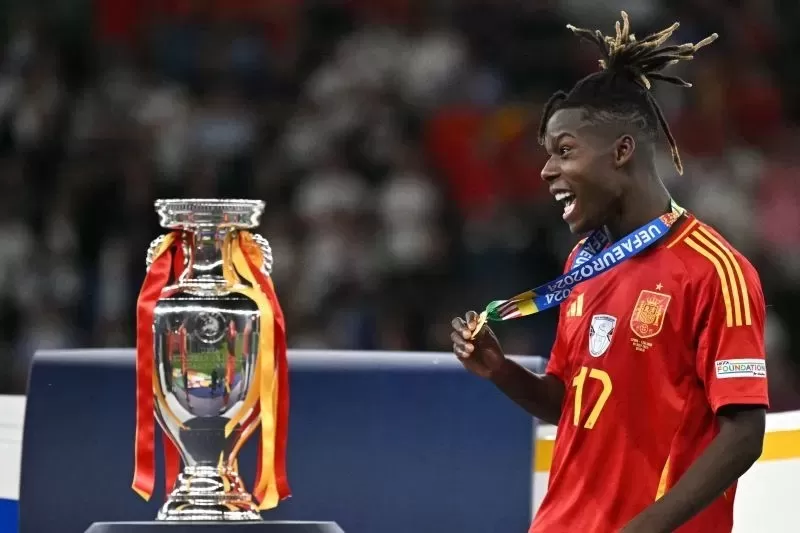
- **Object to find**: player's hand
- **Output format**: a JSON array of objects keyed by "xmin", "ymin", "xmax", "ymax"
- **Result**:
[{"xmin": 451, "ymin": 310, "xmax": 507, "ymax": 379}]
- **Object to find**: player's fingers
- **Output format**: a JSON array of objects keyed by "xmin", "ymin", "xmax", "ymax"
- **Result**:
[
  {"xmin": 451, "ymin": 316, "xmax": 472, "ymax": 339},
  {"xmin": 451, "ymin": 329, "xmax": 475, "ymax": 350},
  {"xmin": 453, "ymin": 343, "xmax": 473, "ymax": 360},
  {"xmin": 465, "ymin": 310, "xmax": 479, "ymax": 330}
]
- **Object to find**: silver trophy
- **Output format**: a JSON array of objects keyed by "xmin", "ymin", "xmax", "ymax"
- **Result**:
[{"xmin": 147, "ymin": 199, "xmax": 274, "ymax": 521}]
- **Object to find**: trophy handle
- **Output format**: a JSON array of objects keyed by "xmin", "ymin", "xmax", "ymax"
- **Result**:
[
  {"xmin": 250, "ymin": 233, "xmax": 274, "ymax": 276},
  {"xmin": 146, "ymin": 231, "xmax": 272, "ymax": 275},
  {"xmin": 145, "ymin": 234, "xmax": 171, "ymax": 270}
]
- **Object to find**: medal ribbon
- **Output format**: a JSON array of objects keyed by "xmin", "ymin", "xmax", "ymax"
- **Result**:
[{"xmin": 472, "ymin": 201, "xmax": 685, "ymax": 338}]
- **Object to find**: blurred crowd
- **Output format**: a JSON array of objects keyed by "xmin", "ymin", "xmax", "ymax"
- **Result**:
[{"xmin": 0, "ymin": 0, "xmax": 798, "ymax": 406}]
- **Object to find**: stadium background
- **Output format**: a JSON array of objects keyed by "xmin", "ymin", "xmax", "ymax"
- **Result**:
[
  {"xmin": 2, "ymin": 0, "xmax": 799, "ymax": 405},
  {"xmin": 0, "ymin": 0, "xmax": 799, "ymax": 530}
]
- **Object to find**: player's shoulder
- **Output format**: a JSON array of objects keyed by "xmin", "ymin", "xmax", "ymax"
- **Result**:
[{"xmin": 663, "ymin": 215, "xmax": 761, "ymax": 288}]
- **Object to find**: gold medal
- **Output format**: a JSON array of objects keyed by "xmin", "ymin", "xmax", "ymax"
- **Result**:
[{"xmin": 470, "ymin": 311, "xmax": 488, "ymax": 340}]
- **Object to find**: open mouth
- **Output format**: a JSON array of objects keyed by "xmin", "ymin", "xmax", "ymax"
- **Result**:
[{"xmin": 554, "ymin": 191, "xmax": 577, "ymax": 220}]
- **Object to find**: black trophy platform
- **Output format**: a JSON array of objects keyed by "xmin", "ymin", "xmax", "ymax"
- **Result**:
[{"xmin": 84, "ymin": 522, "xmax": 345, "ymax": 533}]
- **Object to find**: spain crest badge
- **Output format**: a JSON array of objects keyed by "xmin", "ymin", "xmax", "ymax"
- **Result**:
[{"xmin": 630, "ymin": 290, "xmax": 671, "ymax": 339}]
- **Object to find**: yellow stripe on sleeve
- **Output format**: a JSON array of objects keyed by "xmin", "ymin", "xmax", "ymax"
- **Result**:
[
  {"xmin": 684, "ymin": 236, "xmax": 734, "ymax": 327},
  {"xmin": 697, "ymin": 226, "xmax": 752, "ymax": 326},
  {"xmin": 666, "ymin": 219, "xmax": 699, "ymax": 248},
  {"xmin": 691, "ymin": 231, "xmax": 742, "ymax": 326}
]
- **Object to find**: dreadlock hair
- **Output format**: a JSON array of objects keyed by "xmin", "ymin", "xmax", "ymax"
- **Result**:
[{"xmin": 538, "ymin": 11, "xmax": 718, "ymax": 175}]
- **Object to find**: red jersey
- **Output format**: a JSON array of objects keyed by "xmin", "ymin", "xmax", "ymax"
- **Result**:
[{"xmin": 530, "ymin": 215, "xmax": 769, "ymax": 533}]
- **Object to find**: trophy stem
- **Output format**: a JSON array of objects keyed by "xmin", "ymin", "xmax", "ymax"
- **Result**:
[
  {"xmin": 188, "ymin": 228, "xmax": 230, "ymax": 284},
  {"xmin": 157, "ymin": 465, "xmax": 262, "ymax": 522}
]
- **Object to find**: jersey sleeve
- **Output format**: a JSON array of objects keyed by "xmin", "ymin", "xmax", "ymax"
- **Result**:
[
  {"xmin": 693, "ymin": 255, "xmax": 769, "ymax": 413},
  {"xmin": 545, "ymin": 240, "xmax": 585, "ymax": 381}
]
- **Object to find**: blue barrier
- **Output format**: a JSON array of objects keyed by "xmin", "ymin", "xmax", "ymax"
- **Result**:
[
  {"xmin": 20, "ymin": 350, "xmax": 545, "ymax": 533},
  {"xmin": 0, "ymin": 499, "xmax": 16, "ymax": 533}
]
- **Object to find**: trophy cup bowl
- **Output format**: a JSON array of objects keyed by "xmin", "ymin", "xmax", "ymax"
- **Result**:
[{"xmin": 149, "ymin": 199, "xmax": 272, "ymax": 521}]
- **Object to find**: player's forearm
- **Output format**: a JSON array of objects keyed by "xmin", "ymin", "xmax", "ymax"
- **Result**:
[
  {"xmin": 627, "ymin": 406, "xmax": 765, "ymax": 533},
  {"xmin": 489, "ymin": 359, "xmax": 565, "ymax": 425}
]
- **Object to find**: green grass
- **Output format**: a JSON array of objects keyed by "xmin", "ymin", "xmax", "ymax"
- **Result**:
[{"xmin": 169, "ymin": 337, "xmax": 248, "ymax": 377}]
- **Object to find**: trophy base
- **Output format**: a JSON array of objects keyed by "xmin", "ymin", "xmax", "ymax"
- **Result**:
[
  {"xmin": 156, "ymin": 465, "xmax": 261, "ymax": 521},
  {"xmin": 84, "ymin": 522, "xmax": 345, "ymax": 533},
  {"xmin": 156, "ymin": 501, "xmax": 261, "ymax": 522}
]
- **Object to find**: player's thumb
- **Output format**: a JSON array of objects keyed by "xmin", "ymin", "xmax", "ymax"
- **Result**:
[{"xmin": 465, "ymin": 310, "xmax": 479, "ymax": 330}]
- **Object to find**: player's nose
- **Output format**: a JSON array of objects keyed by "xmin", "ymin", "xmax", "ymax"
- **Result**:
[{"xmin": 541, "ymin": 158, "xmax": 560, "ymax": 183}]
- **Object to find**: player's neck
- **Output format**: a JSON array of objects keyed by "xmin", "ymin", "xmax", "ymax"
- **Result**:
[{"xmin": 604, "ymin": 179, "xmax": 671, "ymax": 242}]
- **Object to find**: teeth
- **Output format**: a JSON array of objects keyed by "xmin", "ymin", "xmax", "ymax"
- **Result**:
[
  {"xmin": 554, "ymin": 192, "xmax": 576, "ymax": 208},
  {"xmin": 554, "ymin": 192, "xmax": 573, "ymax": 202}
]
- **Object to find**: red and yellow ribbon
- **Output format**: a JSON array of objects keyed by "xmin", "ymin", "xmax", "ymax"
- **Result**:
[
  {"xmin": 133, "ymin": 229, "xmax": 290, "ymax": 509},
  {"xmin": 133, "ymin": 232, "xmax": 178, "ymax": 501},
  {"xmin": 162, "ymin": 239, "xmax": 188, "ymax": 497},
  {"xmin": 222, "ymin": 231, "xmax": 291, "ymax": 509},
  {"xmin": 239, "ymin": 232, "xmax": 291, "ymax": 500}
]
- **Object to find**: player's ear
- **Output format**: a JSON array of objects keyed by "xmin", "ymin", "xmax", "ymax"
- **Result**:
[{"xmin": 613, "ymin": 134, "xmax": 636, "ymax": 168}]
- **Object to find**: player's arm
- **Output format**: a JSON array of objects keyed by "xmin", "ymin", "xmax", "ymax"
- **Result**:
[
  {"xmin": 451, "ymin": 244, "xmax": 586, "ymax": 423},
  {"xmin": 450, "ymin": 245, "xmax": 584, "ymax": 424},
  {"xmin": 623, "ymin": 405, "xmax": 764, "ymax": 533},
  {"xmin": 490, "ymin": 358, "xmax": 565, "ymax": 425},
  {"xmin": 623, "ymin": 254, "xmax": 769, "ymax": 533},
  {"xmin": 451, "ymin": 311, "xmax": 566, "ymax": 425}
]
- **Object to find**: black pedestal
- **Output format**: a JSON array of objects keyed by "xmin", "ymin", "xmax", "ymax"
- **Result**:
[{"xmin": 84, "ymin": 522, "xmax": 345, "ymax": 533}]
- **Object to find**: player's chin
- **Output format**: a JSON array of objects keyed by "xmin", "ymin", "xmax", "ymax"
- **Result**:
[
  {"xmin": 565, "ymin": 212, "xmax": 592, "ymax": 235},
  {"xmin": 562, "ymin": 198, "xmax": 590, "ymax": 234},
  {"xmin": 566, "ymin": 211, "xmax": 604, "ymax": 236}
]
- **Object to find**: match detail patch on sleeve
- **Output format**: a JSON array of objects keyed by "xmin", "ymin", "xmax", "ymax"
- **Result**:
[{"xmin": 715, "ymin": 359, "xmax": 767, "ymax": 379}]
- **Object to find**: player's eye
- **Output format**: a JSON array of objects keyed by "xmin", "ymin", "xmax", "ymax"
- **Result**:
[{"xmin": 559, "ymin": 146, "xmax": 571, "ymax": 156}]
